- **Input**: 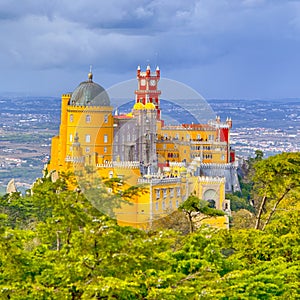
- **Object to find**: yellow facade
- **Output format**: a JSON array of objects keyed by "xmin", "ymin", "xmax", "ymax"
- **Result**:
[{"xmin": 48, "ymin": 68, "xmax": 233, "ymax": 229}]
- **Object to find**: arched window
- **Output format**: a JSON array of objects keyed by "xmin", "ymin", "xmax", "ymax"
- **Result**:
[{"xmin": 204, "ymin": 189, "xmax": 217, "ymax": 208}]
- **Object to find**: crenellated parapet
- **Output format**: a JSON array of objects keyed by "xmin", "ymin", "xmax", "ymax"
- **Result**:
[
  {"xmin": 200, "ymin": 163, "xmax": 236, "ymax": 169},
  {"xmin": 96, "ymin": 161, "xmax": 140, "ymax": 169},
  {"xmin": 169, "ymin": 162, "xmax": 186, "ymax": 167},
  {"xmin": 138, "ymin": 177, "xmax": 181, "ymax": 185},
  {"xmin": 198, "ymin": 176, "xmax": 225, "ymax": 184},
  {"xmin": 65, "ymin": 156, "xmax": 84, "ymax": 163}
]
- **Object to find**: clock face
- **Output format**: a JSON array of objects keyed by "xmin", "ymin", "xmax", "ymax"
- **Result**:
[
  {"xmin": 150, "ymin": 79, "xmax": 156, "ymax": 86},
  {"xmin": 140, "ymin": 79, "xmax": 146, "ymax": 86}
]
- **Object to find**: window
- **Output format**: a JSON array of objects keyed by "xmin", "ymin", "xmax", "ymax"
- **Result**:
[
  {"xmin": 176, "ymin": 187, "xmax": 181, "ymax": 197},
  {"xmin": 221, "ymin": 154, "xmax": 225, "ymax": 160},
  {"xmin": 104, "ymin": 146, "xmax": 107, "ymax": 153},
  {"xmin": 170, "ymin": 188, "xmax": 174, "ymax": 198},
  {"xmin": 163, "ymin": 144, "xmax": 166, "ymax": 150},
  {"xmin": 86, "ymin": 147, "xmax": 90, "ymax": 153},
  {"xmin": 86, "ymin": 115, "xmax": 91, "ymax": 123},
  {"xmin": 109, "ymin": 171, "xmax": 113, "ymax": 178},
  {"xmin": 155, "ymin": 201, "xmax": 159, "ymax": 211},
  {"xmin": 156, "ymin": 189, "xmax": 160, "ymax": 200},
  {"xmin": 104, "ymin": 134, "xmax": 108, "ymax": 143},
  {"xmin": 70, "ymin": 134, "xmax": 73, "ymax": 142},
  {"xmin": 85, "ymin": 134, "xmax": 91, "ymax": 143},
  {"xmin": 176, "ymin": 200, "xmax": 179, "ymax": 208},
  {"xmin": 186, "ymin": 134, "xmax": 190, "ymax": 140},
  {"xmin": 197, "ymin": 134, "xmax": 201, "ymax": 140},
  {"xmin": 175, "ymin": 133, "xmax": 179, "ymax": 139},
  {"xmin": 104, "ymin": 114, "xmax": 108, "ymax": 123},
  {"xmin": 162, "ymin": 200, "xmax": 165, "ymax": 210},
  {"xmin": 115, "ymin": 135, "xmax": 119, "ymax": 142},
  {"xmin": 163, "ymin": 189, "xmax": 167, "ymax": 199},
  {"xmin": 127, "ymin": 133, "xmax": 130, "ymax": 141},
  {"xmin": 70, "ymin": 114, "xmax": 74, "ymax": 122}
]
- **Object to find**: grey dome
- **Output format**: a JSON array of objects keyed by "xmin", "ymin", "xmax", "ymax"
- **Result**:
[{"xmin": 70, "ymin": 73, "xmax": 110, "ymax": 107}]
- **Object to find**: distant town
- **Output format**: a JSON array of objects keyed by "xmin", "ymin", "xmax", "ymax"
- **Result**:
[{"xmin": 0, "ymin": 96, "xmax": 299, "ymax": 193}]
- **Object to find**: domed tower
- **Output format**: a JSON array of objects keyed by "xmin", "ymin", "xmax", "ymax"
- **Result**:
[{"xmin": 48, "ymin": 70, "xmax": 114, "ymax": 173}]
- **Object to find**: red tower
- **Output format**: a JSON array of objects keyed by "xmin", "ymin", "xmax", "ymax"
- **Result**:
[{"xmin": 135, "ymin": 65, "xmax": 161, "ymax": 120}]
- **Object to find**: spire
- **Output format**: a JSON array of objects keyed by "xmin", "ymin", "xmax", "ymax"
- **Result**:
[{"xmin": 88, "ymin": 65, "xmax": 93, "ymax": 82}]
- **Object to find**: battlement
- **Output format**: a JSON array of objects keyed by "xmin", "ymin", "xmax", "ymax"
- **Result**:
[
  {"xmin": 138, "ymin": 177, "xmax": 181, "ymax": 185},
  {"xmin": 65, "ymin": 156, "xmax": 84, "ymax": 163},
  {"xmin": 169, "ymin": 162, "xmax": 186, "ymax": 167},
  {"xmin": 200, "ymin": 163, "xmax": 236, "ymax": 169},
  {"xmin": 67, "ymin": 106, "xmax": 113, "ymax": 112},
  {"xmin": 198, "ymin": 176, "xmax": 225, "ymax": 184},
  {"xmin": 62, "ymin": 93, "xmax": 72, "ymax": 98},
  {"xmin": 96, "ymin": 161, "xmax": 140, "ymax": 169}
]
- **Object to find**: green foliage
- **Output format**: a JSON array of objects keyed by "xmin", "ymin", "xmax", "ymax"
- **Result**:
[
  {"xmin": 0, "ymin": 159, "xmax": 299, "ymax": 299},
  {"xmin": 226, "ymin": 193, "xmax": 254, "ymax": 212},
  {"xmin": 252, "ymin": 152, "xmax": 300, "ymax": 230},
  {"xmin": 179, "ymin": 195, "xmax": 225, "ymax": 233}
]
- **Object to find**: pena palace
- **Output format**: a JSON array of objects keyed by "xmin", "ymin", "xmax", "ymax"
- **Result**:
[{"xmin": 47, "ymin": 65, "xmax": 240, "ymax": 229}]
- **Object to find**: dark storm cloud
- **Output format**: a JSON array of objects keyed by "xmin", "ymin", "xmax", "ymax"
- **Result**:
[{"xmin": 0, "ymin": 0, "xmax": 300, "ymax": 97}]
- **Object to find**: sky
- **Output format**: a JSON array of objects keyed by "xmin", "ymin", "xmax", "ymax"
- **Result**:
[{"xmin": 1, "ymin": 0, "xmax": 300, "ymax": 99}]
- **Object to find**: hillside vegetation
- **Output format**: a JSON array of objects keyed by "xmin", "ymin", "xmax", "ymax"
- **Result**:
[{"xmin": 0, "ymin": 152, "xmax": 299, "ymax": 299}]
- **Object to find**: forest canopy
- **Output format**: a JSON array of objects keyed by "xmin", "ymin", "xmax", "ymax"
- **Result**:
[{"xmin": 0, "ymin": 152, "xmax": 299, "ymax": 299}]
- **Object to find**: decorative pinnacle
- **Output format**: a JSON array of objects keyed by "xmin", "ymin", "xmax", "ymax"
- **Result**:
[{"xmin": 88, "ymin": 65, "xmax": 93, "ymax": 81}]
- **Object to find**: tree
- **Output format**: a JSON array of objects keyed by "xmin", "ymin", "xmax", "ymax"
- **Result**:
[
  {"xmin": 179, "ymin": 195, "xmax": 225, "ymax": 233},
  {"xmin": 252, "ymin": 152, "xmax": 300, "ymax": 230}
]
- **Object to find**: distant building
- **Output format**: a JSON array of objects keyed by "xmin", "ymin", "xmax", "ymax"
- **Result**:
[{"xmin": 48, "ymin": 66, "xmax": 238, "ymax": 229}]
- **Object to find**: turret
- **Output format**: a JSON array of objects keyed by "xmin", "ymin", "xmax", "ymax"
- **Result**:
[
  {"xmin": 146, "ymin": 64, "xmax": 151, "ymax": 77},
  {"xmin": 156, "ymin": 66, "xmax": 160, "ymax": 78},
  {"xmin": 226, "ymin": 117, "xmax": 232, "ymax": 129}
]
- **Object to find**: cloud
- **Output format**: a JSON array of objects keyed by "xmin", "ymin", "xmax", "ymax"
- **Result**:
[{"xmin": 0, "ymin": 0, "xmax": 299, "ymax": 97}]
